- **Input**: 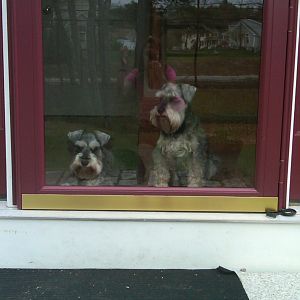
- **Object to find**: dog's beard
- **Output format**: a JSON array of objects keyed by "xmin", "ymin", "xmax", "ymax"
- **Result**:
[
  {"xmin": 70, "ymin": 153, "xmax": 103, "ymax": 180},
  {"xmin": 150, "ymin": 106, "xmax": 184, "ymax": 134}
]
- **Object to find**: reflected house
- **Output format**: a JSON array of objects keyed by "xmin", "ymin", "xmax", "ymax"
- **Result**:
[
  {"xmin": 115, "ymin": 29, "xmax": 136, "ymax": 50},
  {"xmin": 228, "ymin": 19, "xmax": 262, "ymax": 52},
  {"xmin": 179, "ymin": 19, "xmax": 262, "ymax": 52},
  {"xmin": 181, "ymin": 27, "xmax": 224, "ymax": 50},
  {"xmin": 111, "ymin": 25, "xmax": 136, "ymax": 51},
  {"xmin": 116, "ymin": 38, "xmax": 136, "ymax": 50}
]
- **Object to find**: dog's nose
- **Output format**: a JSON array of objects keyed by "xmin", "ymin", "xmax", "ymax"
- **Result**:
[
  {"xmin": 157, "ymin": 101, "xmax": 167, "ymax": 114},
  {"xmin": 81, "ymin": 159, "xmax": 89, "ymax": 166}
]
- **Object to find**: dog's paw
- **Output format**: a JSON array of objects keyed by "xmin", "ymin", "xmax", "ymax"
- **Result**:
[
  {"xmin": 154, "ymin": 182, "xmax": 169, "ymax": 188},
  {"xmin": 148, "ymin": 169, "xmax": 170, "ymax": 187},
  {"xmin": 187, "ymin": 183, "xmax": 198, "ymax": 188},
  {"xmin": 187, "ymin": 177, "xmax": 203, "ymax": 188}
]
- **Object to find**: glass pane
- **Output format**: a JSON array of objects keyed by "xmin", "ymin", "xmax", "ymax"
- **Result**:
[{"xmin": 43, "ymin": 0, "xmax": 263, "ymax": 188}]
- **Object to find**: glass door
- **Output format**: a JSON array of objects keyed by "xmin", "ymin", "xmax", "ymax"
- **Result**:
[
  {"xmin": 9, "ymin": 0, "xmax": 290, "ymax": 211},
  {"xmin": 43, "ymin": 0, "xmax": 261, "ymax": 189}
]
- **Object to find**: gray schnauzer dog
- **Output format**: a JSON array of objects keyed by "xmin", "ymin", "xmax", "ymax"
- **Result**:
[
  {"xmin": 149, "ymin": 82, "xmax": 217, "ymax": 187},
  {"xmin": 66, "ymin": 130, "xmax": 115, "ymax": 186}
]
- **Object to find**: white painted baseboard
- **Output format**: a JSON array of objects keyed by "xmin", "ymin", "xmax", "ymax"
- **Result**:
[{"xmin": 0, "ymin": 205, "xmax": 300, "ymax": 272}]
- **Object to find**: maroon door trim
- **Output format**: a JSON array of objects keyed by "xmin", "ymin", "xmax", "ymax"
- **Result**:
[
  {"xmin": 8, "ymin": 0, "xmax": 292, "ymax": 208},
  {"xmin": 290, "ymin": 88, "xmax": 300, "ymax": 200},
  {"xmin": 255, "ymin": 0, "xmax": 290, "ymax": 200},
  {"xmin": 275, "ymin": 0, "xmax": 299, "ymax": 206},
  {"xmin": 290, "ymin": 16, "xmax": 300, "ymax": 200}
]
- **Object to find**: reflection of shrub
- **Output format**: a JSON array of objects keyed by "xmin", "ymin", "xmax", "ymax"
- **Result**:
[
  {"xmin": 237, "ymin": 145, "xmax": 256, "ymax": 181},
  {"xmin": 111, "ymin": 40, "xmax": 123, "ymax": 51},
  {"xmin": 113, "ymin": 149, "xmax": 138, "ymax": 169},
  {"xmin": 167, "ymin": 48, "xmax": 259, "ymax": 58}
]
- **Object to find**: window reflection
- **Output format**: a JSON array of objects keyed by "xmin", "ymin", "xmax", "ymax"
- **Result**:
[{"xmin": 43, "ymin": 0, "xmax": 263, "ymax": 187}]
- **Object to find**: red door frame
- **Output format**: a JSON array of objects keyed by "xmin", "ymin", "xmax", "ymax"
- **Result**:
[
  {"xmin": 291, "ymin": 89, "xmax": 300, "ymax": 200},
  {"xmin": 291, "ymin": 37, "xmax": 300, "ymax": 200},
  {"xmin": 0, "ymin": 1, "xmax": 6, "ymax": 196},
  {"xmin": 276, "ymin": 0, "xmax": 299, "ymax": 203},
  {"xmin": 8, "ymin": 0, "xmax": 291, "ymax": 208}
]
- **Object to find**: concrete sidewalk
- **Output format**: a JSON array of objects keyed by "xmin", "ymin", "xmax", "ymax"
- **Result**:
[{"xmin": 238, "ymin": 272, "xmax": 300, "ymax": 300}]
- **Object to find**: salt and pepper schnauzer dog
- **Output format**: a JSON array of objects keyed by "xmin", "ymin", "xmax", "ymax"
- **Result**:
[
  {"xmin": 67, "ymin": 130, "xmax": 115, "ymax": 186},
  {"xmin": 149, "ymin": 82, "xmax": 217, "ymax": 187}
]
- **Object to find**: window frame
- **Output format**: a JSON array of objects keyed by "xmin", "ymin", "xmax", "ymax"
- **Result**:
[{"xmin": 8, "ymin": 0, "xmax": 290, "ymax": 210}]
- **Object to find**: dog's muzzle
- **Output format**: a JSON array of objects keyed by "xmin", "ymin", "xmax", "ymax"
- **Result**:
[
  {"xmin": 80, "ymin": 158, "xmax": 90, "ymax": 167},
  {"xmin": 70, "ymin": 151, "xmax": 103, "ymax": 180},
  {"xmin": 157, "ymin": 99, "xmax": 168, "ymax": 114},
  {"xmin": 156, "ymin": 99, "xmax": 172, "ymax": 133},
  {"xmin": 156, "ymin": 115, "xmax": 172, "ymax": 133}
]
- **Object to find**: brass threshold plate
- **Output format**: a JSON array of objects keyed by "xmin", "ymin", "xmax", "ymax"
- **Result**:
[{"xmin": 22, "ymin": 194, "xmax": 278, "ymax": 212}]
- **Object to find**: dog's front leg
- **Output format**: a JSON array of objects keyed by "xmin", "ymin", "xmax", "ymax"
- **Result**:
[
  {"xmin": 149, "ymin": 147, "xmax": 170, "ymax": 187},
  {"xmin": 187, "ymin": 154, "xmax": 204, "ymax": 187}
]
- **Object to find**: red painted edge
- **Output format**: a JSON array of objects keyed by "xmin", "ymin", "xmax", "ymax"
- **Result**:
[
  {"xmin": 290, "ymin": 0, "xmax": 300, "ymax": 200},
  {"xmin": 9, "ymin": 0, "xmax": 41, "ymax": 206},
  {"xmin": 277, "ymin": 0, "xmax": 299, "ymax": 208},
  {"xmin": 9, "ymin": 0, "xmax": 291, "ymax": 208},
  {"xmin": 39, "ymin": 186, "xmax": 260, "ymax": 197},
  {"xmin": 255, "ymin": 0, "xmax": 290, "ymax": 199}
]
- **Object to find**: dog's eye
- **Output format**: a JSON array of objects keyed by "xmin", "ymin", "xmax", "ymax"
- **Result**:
[
  {"xmin": 91, "ymin": 146, "xmax": 100, "ymax": 153},
  {"xmin": 74, "ymin": 145, "xmax": 83, "ymax": 153}
]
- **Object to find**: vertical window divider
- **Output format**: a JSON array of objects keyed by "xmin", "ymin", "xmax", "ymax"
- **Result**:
[
  {"xmin": 286, "ymin": 0, "xmax": 300, "ymax": 207},
  {"xmin": 2, "ymin": 0, "xmax": 14, "ymax": 207}
]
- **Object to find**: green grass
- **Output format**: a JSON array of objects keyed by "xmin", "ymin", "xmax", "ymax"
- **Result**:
[
  {"xmin": 167, "ymin": 48, "xmax": 260, "ymax": 76},
  {"xmin": 192, "ymin": 88, "xmax": 258, "ymax": 122},
  {"xmin": 237, "ymin": 144, "xmax": 256, "ymax": 182}
]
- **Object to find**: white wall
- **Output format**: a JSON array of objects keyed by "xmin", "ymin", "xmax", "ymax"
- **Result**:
[{"xmin": 1, "ymin": 217, "xmax": 300, "ymax": 272}]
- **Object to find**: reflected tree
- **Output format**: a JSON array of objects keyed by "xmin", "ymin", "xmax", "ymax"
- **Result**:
[
  {"xmin": 97, "ymin": 0, "xmax": 111, "ymax": 116},
  {"xmin": 87, "ymin": 0, "xmax": 101, "ymax": 101},
  {"xmin": 49, "ymin": 0, "xmax": 75, "ymax": 84},
  {"xmin": 135, "ymin": 1, "xmax": 151, "ymax": 71},
  {"xmin": 67, "ymin": 0, "xmax": 83, "ymax": 84},
  {"xmin": 194, "ymin": 0, "xmax": 201, "ymax": 86}
]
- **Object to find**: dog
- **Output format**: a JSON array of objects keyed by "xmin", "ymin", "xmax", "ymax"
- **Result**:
[
  {"xmin": 149, "ymin": 82, "xmax": 217, "ymax": 187},
  {"xmin": 65, "ymin": 130, "xmax": 115, "ymax": 186}
]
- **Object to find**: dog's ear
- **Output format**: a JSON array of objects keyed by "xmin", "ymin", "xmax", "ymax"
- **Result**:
[
  {"xmin": 94, "ymin": 131, "xmax": 111, "ymax": 146},
  {"xmin": 155, "ymin": 87, "xmax": 165, "ymax": 98},
  {"xmin": 180, "ymin": 84, "xmax": 197, "ymax": 103},
  {"xmin": 67, "ymin": 130, "xmax": 84, "ymax": 144}
]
